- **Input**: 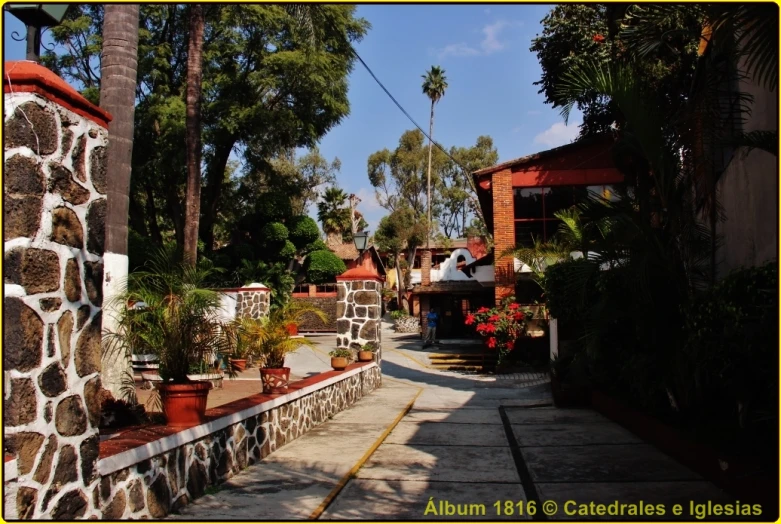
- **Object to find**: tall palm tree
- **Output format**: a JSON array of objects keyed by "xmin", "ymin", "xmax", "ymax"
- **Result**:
[
  {"xmin": 421, "ymin": 66, "xmax": 448, "ymax": 249},
  {"xmin": 183, "ymin": 4, "xmax": 205, "ymax": 266},
  {"xmin": 317, "ymin": 186, "xmax": 351, "ymax": 246},
  {"xmin": 99, "ymin": 4, "xmax": 140, "ymax": 399}
]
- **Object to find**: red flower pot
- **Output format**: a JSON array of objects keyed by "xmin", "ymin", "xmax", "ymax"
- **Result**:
[
  {"xmin": 158, "ymin": 381, "xmax": 212, "ymax": 426},
  {"xmin": 260, "ymin": 367, "xmax": 290, "ymax": 394},
  {"xmin": 229, "ymin": 358, "xmax": 247, "ymax": 372}
]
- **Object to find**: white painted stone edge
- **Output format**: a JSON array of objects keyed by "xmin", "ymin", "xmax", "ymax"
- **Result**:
[
  {"xmin": 4, "ymin": 458, "xmax": 18, "ymax": 482},
  {"xmin": 96, "ymin": 363, "xmax": 378, "ymax": 476}
]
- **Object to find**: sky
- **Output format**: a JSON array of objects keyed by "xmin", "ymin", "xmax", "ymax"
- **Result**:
[{"xmin": 2, "ymin": 4, "xmax": 583, "ymax": 235}]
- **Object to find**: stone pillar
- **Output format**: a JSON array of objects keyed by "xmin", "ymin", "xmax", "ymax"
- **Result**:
[
  {"xmin": 420, "ymin": 249, "xmax": 432, "ymax": 286},
  {"xmin": 492, "ymin": 169, "xmax": 515, "ymax": 304},
  {"xmin": 336, "ymin": 268, "xmax": 383, "ymax": 364},
  {"xmin": 3, "ymin": 61, "xmax": 112, "ymax": 519},
  {"xmin": 234, "ymin": 282, "xmax": 270, "ymax": 320}
]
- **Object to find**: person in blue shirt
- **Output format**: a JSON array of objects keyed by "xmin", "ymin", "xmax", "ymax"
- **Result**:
[{"xmin": 423, "ymin": 307, "xmax": 439, "ymax": 348}]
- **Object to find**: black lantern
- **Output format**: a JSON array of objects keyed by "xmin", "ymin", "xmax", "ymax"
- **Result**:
[
  {"xmin": 353, "ymin": 230, "xmax": 369, "ymax": 254},
  {"xmin": 6, "ymin": 4, "xmax": 70, "ymax": 62}
]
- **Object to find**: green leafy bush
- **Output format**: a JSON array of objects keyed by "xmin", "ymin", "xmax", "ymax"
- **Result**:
[
  {"xmin": 303, "ymin": 239, "xmax": 328, "ymax": 254},
  {"xmin": 390, "ymin": 310, "xmax": 409, "ymax": 320},
  {"xmin": 261, "ymin": 222, "xmax": 289, "ymax": 243},
  {"xmin": 305, "ymin": 250, "xmax": 346, "ymax": 284},
  {"xmin": 542, "ymin": 258, "xmax": 599, "ymax": 329},
  {"xmin": 288, "ymin": 216, "xmax": 320, "ymax": 248},
  {"xmin": 278, "ymin": 240, "xmax": 297, "ymax": 260}
]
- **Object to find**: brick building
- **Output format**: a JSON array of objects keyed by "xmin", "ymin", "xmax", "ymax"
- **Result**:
[{"xmin": 472, "ymin": 134, "xmax": 624, "ymax": 305}]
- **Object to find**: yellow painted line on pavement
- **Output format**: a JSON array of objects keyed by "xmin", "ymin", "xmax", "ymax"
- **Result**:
[
  {"xmin": 309, "ymin": 387, "xmax": 424, "ymax": 520},
  {"xmin": 387, "ymin": 347, "xmax": 435, "ymax": 370}
]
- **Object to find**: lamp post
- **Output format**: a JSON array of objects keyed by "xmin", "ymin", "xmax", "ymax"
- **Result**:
[
  {"xmin": 353, "ymin": 230, "xmax": 369, "ymax": 256},
  {"xmin": 6, "ymin": 4, "xmax": 70, "ymax": 62}
]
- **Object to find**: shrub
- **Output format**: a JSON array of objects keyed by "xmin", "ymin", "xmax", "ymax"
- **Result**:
[
  {"xmin": 390, "ymin": 310, "xmax": 409, "ymax": 320},
  {"xmin": 329, "ymin": 349, "xmax": 352, "ymax": 358},
  {"xmin": 278, "ymin": 240, "xmax": 297, "ymax": 260},
  {"xmin": 465, "ymin": 296, "xmax": 533, "ymax": 364},
  {"xmin": 305, "ymin": 250, "xmax": 346, "ymax": 284},
  {"xmin": 261, "ymin": 222, "xmax": 289, "ymax": 242},
  {"xmin": 288, "ymin": 216, "xmax": 320, "ymax": 248}
]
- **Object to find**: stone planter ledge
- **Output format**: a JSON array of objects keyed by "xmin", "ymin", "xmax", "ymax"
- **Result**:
[{"xmin": 97, "ymin": 362, "xmax": 377, "ymax": 476}]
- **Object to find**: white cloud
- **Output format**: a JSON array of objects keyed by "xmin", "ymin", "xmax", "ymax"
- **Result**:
[
  {"xmin": 435, "ymin": 42, "xmax": 480, "ymax": 59},
  {"xmin": 480, "ymin": 20, "xmax": 509, "ymax": 53},
  {"xmin": 353, "ymin": 187, "xmax": 383, "ymax": 213},
  {"xmin": 435, "ymin": 19, "xmax": 520, "ymax": 59},
  {"xmin": 533, "ymin": 121, "xmax": 581, "ymax": 148}
]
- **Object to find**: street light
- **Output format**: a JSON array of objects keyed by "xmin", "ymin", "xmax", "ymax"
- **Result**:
[
  {"xmin": 6, "ymin": 4, "xmax": 70, "ymax": 62},
  {"xmin": 353, "ymin": 230, "xmax": 369, "ymax": 254}
]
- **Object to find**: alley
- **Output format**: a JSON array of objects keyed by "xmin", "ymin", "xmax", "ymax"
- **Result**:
[{"xmin": 172, "ymin": 331, "xmax": 729, "ymax": 521}]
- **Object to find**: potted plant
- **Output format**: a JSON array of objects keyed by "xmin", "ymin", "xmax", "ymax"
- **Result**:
[
  {"xmin": 329, "ymin": 349, "xmax": 352, "ymax": 370},
  {"xmin": 106, "ymin": 249, "xmax": 233, "ymax": 426},
  {"xmin": 465, "ymin": 297, "xmax": 531, "ymax": 368},
  {"xmin": 228, "ymin": 333, "xmax": 251, "ymax": 372},
  {"xmin": 235, "ymin": 302, "xmax": 327, "ymax": 394},
  {"xmin": 358, "ymin": 342, "xmax": 377, "ymax": 362}
]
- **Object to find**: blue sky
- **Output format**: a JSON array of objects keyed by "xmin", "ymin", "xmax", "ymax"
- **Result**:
[{"xmin": 3, "ymin": 5, "xmax": 582, "ymax": 234}]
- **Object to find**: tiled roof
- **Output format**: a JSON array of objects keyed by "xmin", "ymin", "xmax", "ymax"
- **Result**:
[{"xmin": 330, "ymin": 243, "xmax": 359, "ymax": 260}]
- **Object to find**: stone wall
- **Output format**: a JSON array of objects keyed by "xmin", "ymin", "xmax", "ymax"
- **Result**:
[
  {"xmin": 335, "ymin": 278, "xmax": 382, "ymax": 360},
  {"xmin": 95, "ymin": 364, "xmax": 381, "ymax": 518},
  {"xmin": 3, "ymin": 70, "xmax": 110, "ymax": 519},
  {"xmin": 291, "ymin": 296, "xmax": 337, "ymax": 332},
  {"xmin": 235, "ymin": 287, "xmax": 270, "ymax": 320}
]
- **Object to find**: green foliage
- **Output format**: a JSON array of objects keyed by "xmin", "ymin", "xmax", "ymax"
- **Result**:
[
  {"xmin": 329, "ymin": 349, "xmax": 352, "ymax": 358},
  {"xmin": 287, "ymin": 216, "xmax": 320, "ymax": 249},
  {"xmin": 105, "ymin": 248, "xmax": 233, "ymax": 383},
  {"xmin": 541, "ymin": 259, "xmax": 598, "ymax": 324},
  {"xmin": 235, "ymin": 259, "xmax": 295, "ymax": 309},
  {"xmin": 278, "ymin": 240, "xmax": 297, "ymax": 260},
  {"xmin": 389, "ymin": 310, "xmax": 410, "ymax": 320},
  {"xmin": 317, "ymin": 186, "xmax": 352, "ymax": 236},
  {"xmin": 262, "ymin": 222, "xmax": 289, "ymax": 243},
  {"xmin": 304, "ymin": 250, "xmax": 347, "ymax": 284},
  {"xmin": 235, "ymin": 302, "xmax": 327, "ymax": 368},
  {"xmin": 45, "ymin": 4, "xmax": 369, "ymax": 254},
  {"xmin": 304, "ymin": 239, "xmax": 328, "ymax": 253}
]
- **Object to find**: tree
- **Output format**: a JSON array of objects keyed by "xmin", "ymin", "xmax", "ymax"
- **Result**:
[
  {"xmin": 183, "ymin": 4, "xmax": 205, "ymax": 265},
  {"xmin": 44, "ymin": 5, "xmax": 370, "ymax": 254},
  {"xmin": 305, "ymin": 250, "xmax": 347, "ymax": 284},
  {"xmin": 99, "ymin": 4, "xmax": 140, "ymax": 400},
  {"xmin": 317, "ymin": 186, "xmax": 351, "ymax": 246},
  {"xmin": 438, "ymin": 136, "xmax": 498, "ymax": 238},
  {"xmin": 421, "ymin": 66, "xmax": 448, "ymax": 249},
  {"xmin": 374, "ymin": 207, "xmax": 426, "ymax": 309}
]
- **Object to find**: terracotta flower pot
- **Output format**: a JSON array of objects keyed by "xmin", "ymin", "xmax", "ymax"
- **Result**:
[
  {"xmin": 229, "ymin": 358, "xmax": 247, "ymax": 372},
  {"xmin": 331, "ymin": 357, "xmax": 349, "ymax": 370},
  {"xmin": 358, "ymin": 350, "xmax": 374, "ymax": 362},
  {"xmin": 260, "ymin": 367, "xmax": 290, "ymax": 394},
  {"xmin": 285, "ymin": 323, "xmax": 298, "ymax": 336},
  {"xmin": 158, "ymin": 381, "xmax": 212, "ymax": 426}
]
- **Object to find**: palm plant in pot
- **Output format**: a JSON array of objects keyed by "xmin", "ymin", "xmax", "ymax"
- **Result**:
[
  {"xmin": 235, "ymin": 301, "xmax": 327, "ymax": 394},
  {"xmin": 107, "ymin": 250, "xmax": 233, "ymax": 426}
]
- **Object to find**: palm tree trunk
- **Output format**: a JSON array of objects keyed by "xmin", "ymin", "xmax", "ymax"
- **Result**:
[
  {"xmin": 99, "ymin": 4, "xmax": 140, "ymax": 401},
  {"xmin": 426, "ymin": 100, "xmax": 435, "ymax": 249},
  {"xmin": 183, "ymin": 4, "xmax": 205, "ymax": 266}
]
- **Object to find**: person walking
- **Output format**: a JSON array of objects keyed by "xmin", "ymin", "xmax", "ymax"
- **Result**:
[{"xmin": 423, "ymin": 307, "xmax": 439, "ymax": 348}]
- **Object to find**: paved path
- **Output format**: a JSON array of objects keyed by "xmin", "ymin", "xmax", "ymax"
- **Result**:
[{"xmin": 172, "ymin": 332, "xmax": 729, "ymax": 521}]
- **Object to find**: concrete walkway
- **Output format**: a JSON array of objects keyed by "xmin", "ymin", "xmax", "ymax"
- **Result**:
[{"xmin": 172, "ymin": 332, "xmax": 729, "ymax": 521}]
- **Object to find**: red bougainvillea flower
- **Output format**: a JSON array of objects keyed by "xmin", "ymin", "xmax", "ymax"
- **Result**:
[
  {"xmin": 509, "ymin": 303, "xmax": 520, "ymax": 310},
  {"xmin": 487, "ymin": 337, "xmax": 497, "ymax": 348},
  {"xmin": 488, "ymin": 315, "xmax": 500, "ymax": 322},
  {"xmin": 465, "ymin": 313, "xmax": 476, "ymax": 325},
  {"xmin": 514, "ymin": 312, "xmax": 524, "ymax": 321},
  {"xmin": 593, "ymin": 34, "xmax": 605, "ymax": 43},
  {"xmin": 506, "ymin": 341, "xmax": 514, "ymax": 350},
  {"xmin": 476, "ymin": 307, "xmax": 490, "ymax": 314}
]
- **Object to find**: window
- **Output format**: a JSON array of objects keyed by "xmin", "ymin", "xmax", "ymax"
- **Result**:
[{"xmin": 513, "ymin": 185, "xmax": 619, "ymax": 246}]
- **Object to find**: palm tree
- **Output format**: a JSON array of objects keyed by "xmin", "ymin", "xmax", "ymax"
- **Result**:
[
  {"xmin": 317, "ymin": 186, "xmax": 351, "ymax": 246},
  {"xmin": 421, "ymin": 66, "xmax": 448, "ymax": 249},
  {"xmin": 99, "ymin": 4, "xmax": 140, "ymax": 399},
  {"xmin": 183, "ymin": 4, "xmax": 205, "ymax": 266}
]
